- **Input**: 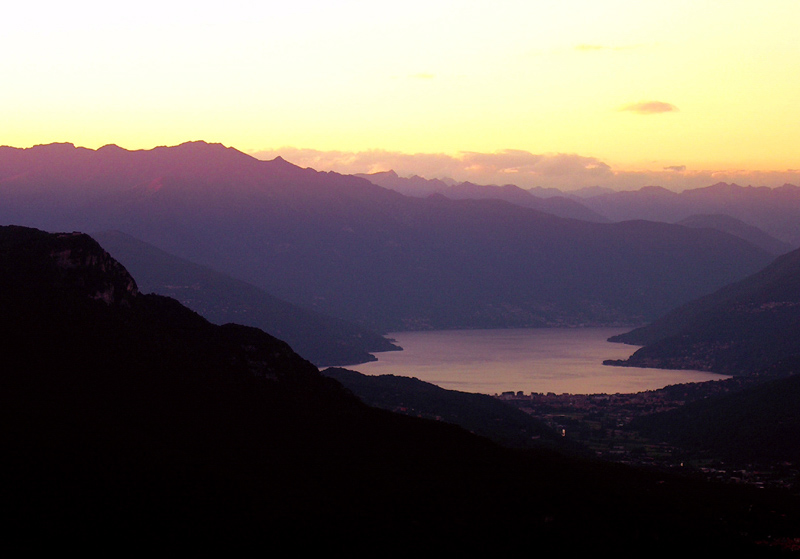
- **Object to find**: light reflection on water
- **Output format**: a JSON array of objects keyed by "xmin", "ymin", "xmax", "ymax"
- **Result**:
[{"xmin": 354, "ymin": 327, "xmax": 728, "ymax": 395}]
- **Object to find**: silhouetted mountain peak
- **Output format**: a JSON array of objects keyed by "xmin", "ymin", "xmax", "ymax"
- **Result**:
[
  {"xmin": 265, "ymin": 154, "xmax": 305, "ymax": 170},
  {"xmin": 179, "ymin": 140, "xmax": 223, "ymax": 148},
  {"xmin": 154, "ymin": 141, "xmax": 256, "ymax": 168},
  {"xmin": 157, "ymin": 140, "xmax": 235, "ymax": 154},
  {"xmin": 258, "ymin": 155, "xmax": 316, "ymax": 179},
  {"xmin": 362, "ymin": 169, "xmax": 399, "ymax": 179},
  {"xmin": 498, "ymin": 183, "xmax": 528, "ymax": 194},
  {"xmin": 30, "ymin": 142, "xmax": 78, "ymax": 152},
  {"xmin": 703, "ymin": 182, "xmax": 745, "ymax": 192},
  {"xmin": 14, "ymin": 142, "xmax": 95, "ymax": 170},
  {"xmin": 639, "ymin": 185, "xmax": 675, "ymax": 196},
  {"xmin": 97, "ymin": 144, "xmax": 126, "ymax": 153}
]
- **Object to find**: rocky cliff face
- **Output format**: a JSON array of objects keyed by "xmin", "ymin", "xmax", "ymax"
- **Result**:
[
  {"xmin": 0, "ymin": 226, "xmax": 139, "ymax": 307},
  {"xmin": 49, "ymin": 232, "xmax": 139, "ymax": 304}
]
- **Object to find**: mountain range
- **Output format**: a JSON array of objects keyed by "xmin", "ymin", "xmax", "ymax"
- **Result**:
[
  {"xmin": 354, "ymin": 165, "xmax": 800, "ymax": 472},
  {"xmin": 3, "ymin": 225, "xmax": 798, "ymax": 552},
  {"xmin": 577, "ymin": 182, "xmax": 800, "ymax": 247},
  {"xmin": 358, "ymin": 171, "xmax": 799, "ymax": 252},
  {"xmin": 355, "ymin": 169, "xmax": 609, "ymax": 222},
  {"xmin": 0, "ymin": 142, "xmax": 774, "ymax": 333}
]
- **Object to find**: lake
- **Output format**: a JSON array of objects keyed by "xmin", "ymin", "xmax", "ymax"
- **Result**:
[{"xmin": 353, "ymin": 327, "xmax": 728, "ymax": 395}]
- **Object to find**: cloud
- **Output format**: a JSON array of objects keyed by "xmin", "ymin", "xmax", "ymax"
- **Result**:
[
  {"xmin": 620, "ymin": 101, "xmax": 678, "ymax": 114},
  {"xmin": 456, "ymin": 151, "xmax": 614, "ymax": 184},
  {"xmin": 575, "ymin": 44, "xmax": 643, "ymax": 52},
  {"xmin": 249, "ymin": 147, "xmax": 800, "ymax": 193},
  {"xmin": 575, "ymin": 44, "xmax": 607, "ymax": 52},
  {"xmin": 250, "ymin": 148, "xmax": 611, "ymax": 189}
]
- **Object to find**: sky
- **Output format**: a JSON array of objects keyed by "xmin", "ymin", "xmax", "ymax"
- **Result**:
[{"xmin": 3, "ymin": 1, "xmax": 799, "ymax": 190}]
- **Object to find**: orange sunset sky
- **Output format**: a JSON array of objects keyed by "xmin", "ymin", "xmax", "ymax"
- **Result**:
[{"xmin": 4, "ymin": 1, "xmax": 799, "ymax": 190}]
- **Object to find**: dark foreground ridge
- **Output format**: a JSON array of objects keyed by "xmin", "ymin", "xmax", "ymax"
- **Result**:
[
  {"xmin": 322, "ymin": 367, "xmax": 572, "ymax": 450},
  {"xmin": 2, "ymin": 225, "xmax": 799, "ymax": 553}
]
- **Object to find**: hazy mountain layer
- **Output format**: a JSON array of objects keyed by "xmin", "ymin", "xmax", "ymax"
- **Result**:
[
  {"xmin": 676, "ymin": 213, "xmax": 793, "ymax": 256},
  {"xmin": 608, "ymin": 247, "xmax": 800, "ymax": 375},
  {"xmin": 92, "ymin": 230, "xmax": 400, "ymax": 366},
  {"xmin": 0, "ymin": 142, "xmax": 773, "ymax": 332},
  {"xmin": 356, "ymin": 170, "xmax": 608, "ymax": 222},
  {"xmin": 580, "ymin": 183, "xmax": 800, "ymax": 247}
]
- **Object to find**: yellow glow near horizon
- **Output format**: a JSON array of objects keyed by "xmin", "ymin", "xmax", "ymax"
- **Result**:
[{"xmin": 2, "ymin": 1, "xmax": 799, "ymax": 178}]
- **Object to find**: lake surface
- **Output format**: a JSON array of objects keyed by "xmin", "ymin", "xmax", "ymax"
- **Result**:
[{"xmin": 354, "ymin": 328, "xmax": 728, "ymax": 395}]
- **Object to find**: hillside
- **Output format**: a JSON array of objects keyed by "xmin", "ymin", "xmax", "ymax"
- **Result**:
[
  {"xmin": 322, "ymin": 367, "xmax": 567, "ymax": 449},
  {"xmin": 92, "ymin": 230, "xmax": 399, "ymax": 366},
  {"xmin": 608, "ymin": 247, "xmax": 800, "ymax": 375},
  {"xmin": 3, "ymin": 225, "xmax": 799, "ymax": 552},
  {"xmin": 631, "ymin": 358, "xmax": 800, "ymax": 463},
  {"xmin": 0, "ymin": 142, "xmax": 773, "ymax": 332}
]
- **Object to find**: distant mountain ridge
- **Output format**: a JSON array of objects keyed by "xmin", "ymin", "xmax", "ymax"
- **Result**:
[
  {"xmin": 676, "ymin": 214, "xmax": 793, "ymax": 256},
  {"xmin": 579, "ymin": 182, "xmax": 800, "ymax": 247},
  {"xmin": 356, "ymin": 170, "xmax": 608, "ymax": 222},
  {"xmin": 0, "ymin": 141, "xmax": 774, "ymax": 332},
  {"xmin": 357, "ymin": 171, "xmax": 800, "ymax": 249}
]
